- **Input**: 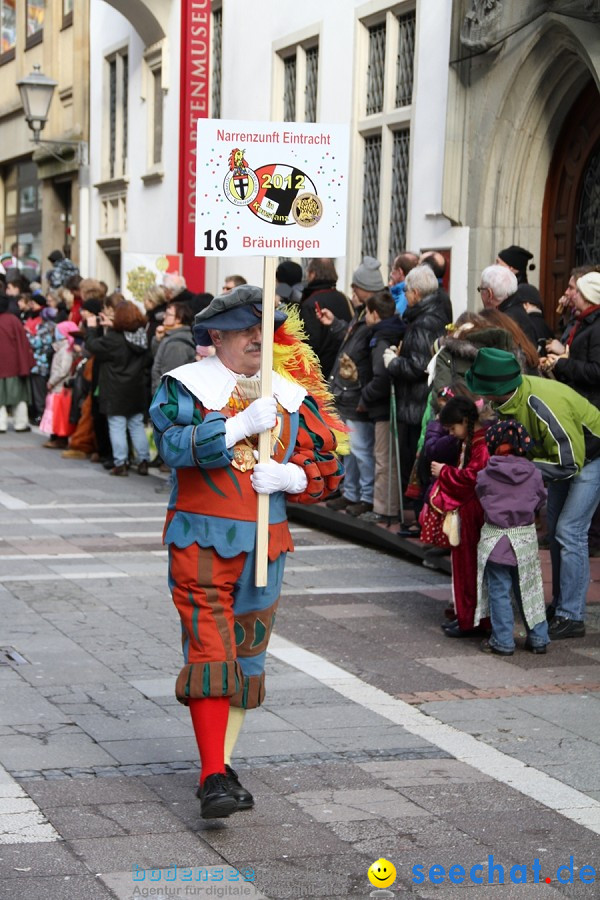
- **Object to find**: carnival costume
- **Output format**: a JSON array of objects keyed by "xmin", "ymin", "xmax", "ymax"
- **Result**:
[{"xmin": 149, "ymin": 287, "xmax": 344, "ymax": 817}]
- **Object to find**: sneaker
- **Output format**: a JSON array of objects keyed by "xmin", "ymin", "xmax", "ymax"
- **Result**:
[
  {"xmin": 196, "ymin": 773, "xmax": 238, "ymax": 819},
  {"xmin": 109, "ymin": 465, "xmax": 129, "ymax": 477},
  {"xmin": 346, "ymin": 501, "xmax": 373, "ymax": 517},
  {"xmin": 548, "ymin": 616, "xmax": 585, "ymax": 639},
  {"xmin": 326, "ymin": 494, "xmax": 353, "ymax": 511},
  {"xmin": 14, "ymin": 426, "xmax": 32, "ymax": 433}
]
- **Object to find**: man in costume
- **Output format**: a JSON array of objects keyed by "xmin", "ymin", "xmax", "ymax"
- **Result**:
[{"xmin": 149, "ymin": 285, "xmax": 344, "ymax": 819}]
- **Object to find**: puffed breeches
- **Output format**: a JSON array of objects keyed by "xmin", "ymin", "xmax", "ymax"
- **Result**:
[{"xmin": 168, "ymin": 542, "xmax": 285, "ymax": 708}]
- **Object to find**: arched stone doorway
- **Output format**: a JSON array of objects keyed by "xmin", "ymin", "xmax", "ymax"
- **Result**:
[{"xmin": 541, "ymin": 79, "xmax": 600, "ymax": 319}]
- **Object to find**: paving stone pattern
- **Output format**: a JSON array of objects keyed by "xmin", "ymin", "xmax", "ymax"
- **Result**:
[{"xmin": 0, "ymin": 433, "xmax": 599, "ymax": 898}]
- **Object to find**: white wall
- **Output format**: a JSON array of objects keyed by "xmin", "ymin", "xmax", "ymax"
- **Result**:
[{"xmin": 89, "ymin": 0, "xmax": 181, "ymax": 284}]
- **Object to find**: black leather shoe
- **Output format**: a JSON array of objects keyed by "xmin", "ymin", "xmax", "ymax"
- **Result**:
[
  {"xmin": 480, "ymin": 639, "xmax": 514, "ymax": 656},
  {"xmin": 196, "ymin": 773, "xmax": 238, "ymax": 819},
  {"xmin": 225, "ymin": 765, "xmax": 254, "ymax": 810}
]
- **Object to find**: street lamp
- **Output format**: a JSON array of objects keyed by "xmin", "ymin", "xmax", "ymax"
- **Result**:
[
  {"xmin": 17, "ymin": 64, "xmax": 57, "ymax": 142},
  {"xmin": 16, "ymin": 64, "xmax": 87, "ymax": 164}
]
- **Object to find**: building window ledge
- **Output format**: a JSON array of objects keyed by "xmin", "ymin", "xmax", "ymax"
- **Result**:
[
  {"xmin": 25, "ymin": 31, "xmax": 43, "ymax": 51},
  {"xmin": 95, "ymin": 176, "xmax": 129, "ymax": 193},
  {"xmin": 141, "ymin": 167, "xmax": 164, "ymax": 185}
]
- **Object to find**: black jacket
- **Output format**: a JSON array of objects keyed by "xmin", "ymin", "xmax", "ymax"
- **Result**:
[
  {"xmin": 387, "ymin": 293, "xmax": 452, "ymax": 425},
  {"xmin": 360, "ymin": 317, "xmax": 406, "ymax": 421},
  {"xmin": 554, "ymin": 306, "xmax": 600, "ymax": 410},
  {"xmin": 85, "ymin": 327, "xmax": 151, "ymax": 417},
  {"xmin": 498, "ymin": 294, "xmax": 538, "ymax": 346},
  {"xmin": 299, "ymin": 280, "xmax": 352, "ymax": 378},
  {"xmin": 328, "ymin": 305, "xmax": 372, "ymax": 421}
]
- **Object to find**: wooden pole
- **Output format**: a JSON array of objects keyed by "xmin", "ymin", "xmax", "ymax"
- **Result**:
[{"xmin": 255, "ymin": 257, "xmax": 277, "ymax": 586}]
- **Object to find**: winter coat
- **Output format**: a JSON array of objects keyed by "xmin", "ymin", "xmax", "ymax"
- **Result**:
[
  {"xmin": 328, "ymin": 305, "xmax": 372, "ymax": 421},
  {"xmin": 524, "ymin": 310, "xmax": 553, "ymax": 347},
  {"xmin": 476, "ymin": 455, "xmax": 546, "ymax": 565},
  {"xmin": 0, "ymin": 312, "xmax": 35, "ymax": 378},
  {"xmin": 496, "ymin": 374, "xmax": 600, "ymax": 478},
  {"xmin": 299, "ymin": 280, "xmax": 352, "ymax": 379},
  {"xmin": 85, "ymin": 326, "xmax": 151, "ymax": 417},
  {"xmin": 27, "ymin": 320, "xmax": 55, "ymax": 377},
  {"xmin": 151, "ymin": 326, "xmax": 196, "ymax": 395},
  {"xmin": 431, "ymin": 327, "xmax": 515, "ymax": 397},
  {"xmin": 46, "ymin": 258, "xmax": 79, "ymax": 289},
  {"xmin": 553, "ymin": 305, "xmax": 600, "ymax": 409},
  {"xmin": 498, "ymin": 294, "xmax": 538, "ymax": 346},
  {"xmin": 360, "ymin": 316, "xmax": 406, "ymax": 421},
  {"xmin": 387, "ymin": 292, "xmax": 452, "ymax": 425},
  {"xmin": 47, "ymin": 340, "xmax": 74, "ymax": 393}
]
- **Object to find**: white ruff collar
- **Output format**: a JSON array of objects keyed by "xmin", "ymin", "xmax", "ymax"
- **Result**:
[{"xmin": 166, "ymin": 355, "xmax": 307, "ymax": 412}]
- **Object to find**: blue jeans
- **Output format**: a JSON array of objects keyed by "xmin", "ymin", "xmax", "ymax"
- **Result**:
[
  {"xmin": 107, "ymin": 413, "xmax": 150, "ymax": 466},
  {"xmin": 342, "ymin": 417, "xmax": 375, "ymax": 503},
  {"xmin": 485, "ymin": 561, "xmax": 549, "ymax": 651},
  {"xmin": 546, "ymin": 457, "xmax": 600, "ymax": 621}
]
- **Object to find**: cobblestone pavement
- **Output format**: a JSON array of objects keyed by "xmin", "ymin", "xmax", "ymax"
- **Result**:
[{"xmin": 0, "ymin": 429, "xmax": 599, "ymax": 898}]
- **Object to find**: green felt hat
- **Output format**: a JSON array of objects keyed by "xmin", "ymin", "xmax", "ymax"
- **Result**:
[{"xmin": 465, "ymin": 347, "xmax": 523, "ymax": 396}]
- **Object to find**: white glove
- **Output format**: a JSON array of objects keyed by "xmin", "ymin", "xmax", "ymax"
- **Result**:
[
  {"xmin": 250, "ymin": 461, "xmax": 308, "ymax": 495},
  {"xmin": 225, "ymin": 397, "xmax": 277, "ymax": 448},
  {"xmin": 383, "ymin": 347, "xmax": 397, "ymax": 369}
]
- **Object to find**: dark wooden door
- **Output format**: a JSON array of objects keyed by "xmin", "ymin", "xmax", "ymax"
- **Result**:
[{"xmin": 541, "ymin": 79, "xmax": 600, "ymax": 322}]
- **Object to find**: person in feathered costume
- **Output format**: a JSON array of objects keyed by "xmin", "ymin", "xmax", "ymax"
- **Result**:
[{"xmin": 149, "ymin": 285, "xmax": 345, "ymax": 820}]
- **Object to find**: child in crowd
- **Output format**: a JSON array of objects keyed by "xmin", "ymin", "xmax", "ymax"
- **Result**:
[
  {"xmin": 475, "ymin": 420, "xmax": 549, "ymax": 655},
  {"xmin": 40, "ymin": 320, "xmax": 81, "ymax": 449},
  {"xmin": 359, "ymin": 290, "xmax": 405, "ymax": 523},
  {"xmin": 430, "ymin": 396, "xmax": 491, "ymax": 637}
]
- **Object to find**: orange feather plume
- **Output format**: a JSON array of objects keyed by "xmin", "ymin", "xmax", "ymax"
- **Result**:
[{"xmin": 273, "ymin": 305, "xmax": 349, "ymax": 453}]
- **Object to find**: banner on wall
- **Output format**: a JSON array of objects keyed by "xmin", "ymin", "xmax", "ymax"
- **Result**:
[
  {"xmin": 178, "ymin": 0, "xmax": 210, "ymax": 290},
  {"xmin": 194, "ymin": 119, "xmax": 350, "ymax": 258},
  {"xmin": 121, "ymin": 253, "xmax": 182, "ymax": 304}
]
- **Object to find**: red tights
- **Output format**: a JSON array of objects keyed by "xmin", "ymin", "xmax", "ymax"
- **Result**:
[{"xmin": 188, "ymin": 696, "xmax": 230, "ymax": 785}]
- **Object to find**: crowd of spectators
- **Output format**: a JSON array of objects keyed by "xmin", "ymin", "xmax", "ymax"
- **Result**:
[{"xmin": 2, "ymin": 244, "xmax": 599, "ymax": 652}]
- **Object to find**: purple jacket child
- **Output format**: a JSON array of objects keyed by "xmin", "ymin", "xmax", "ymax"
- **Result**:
[{"xmin": 476, "ymin": 455, "xmax": 546, "ymax": 565}]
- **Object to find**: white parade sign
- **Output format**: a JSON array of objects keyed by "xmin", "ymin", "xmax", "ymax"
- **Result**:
[{"xmin": 195, "ymin": 119, "xmax": 349, "ymax": 258}]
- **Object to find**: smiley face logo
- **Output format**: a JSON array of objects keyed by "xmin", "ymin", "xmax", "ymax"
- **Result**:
[{"xmin": 368, "ymin": 858, "xmax": 396, "ymax": 889}]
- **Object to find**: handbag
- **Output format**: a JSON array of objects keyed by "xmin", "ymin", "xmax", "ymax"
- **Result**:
[
  {"xmin": 442, "ymin": 509, "xmax": 461, "ymax": 547},
  {"xmin": 418, "ymin": 502, "xmax": 450, "ymax": 548}
]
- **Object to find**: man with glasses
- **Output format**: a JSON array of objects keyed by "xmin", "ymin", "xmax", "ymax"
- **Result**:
[{"xmin": 477, "ymin": 264, "xmax": 537, "ymax": 344}]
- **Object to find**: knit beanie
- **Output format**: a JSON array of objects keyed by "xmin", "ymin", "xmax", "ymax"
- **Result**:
[
  {"xmin": 497, "ymin": 245, "xmax": 534, "ymax": 277},
  {"xmin": 351, "ymin": 256, "xmax": 385, "ymax": 292},
  {"xmin": 577, "ymin": 272, "xmax": 600, "ymax": 306}
]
